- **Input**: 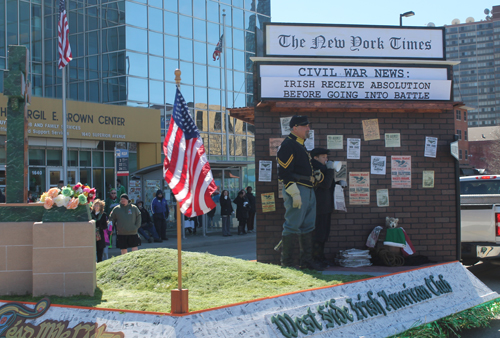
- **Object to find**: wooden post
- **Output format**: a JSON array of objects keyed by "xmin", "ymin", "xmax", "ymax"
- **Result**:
[{"xmin": 171, "ymin": 69, "xmax": 189, "ymax": 314}]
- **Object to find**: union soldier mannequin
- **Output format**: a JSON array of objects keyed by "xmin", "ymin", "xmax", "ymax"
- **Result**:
[
  {"xmin": 277, "ymin": 116, "xmax": 324, "ymax": 271},
  {"xmin": 310, "ymin": 148, "xmax": 343, "ymax": 267}
]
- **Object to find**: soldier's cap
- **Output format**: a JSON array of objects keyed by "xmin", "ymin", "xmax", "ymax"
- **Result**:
[
  {"xmin": 289, "ymin": 115, "xmax": 309, "ymax": 128},
  {"xmin": 310, "ymin": 148, "xmax": 329, "ymax": 158}
]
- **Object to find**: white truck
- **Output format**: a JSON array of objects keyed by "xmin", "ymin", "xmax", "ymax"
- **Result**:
[{"xmin": 460, "ymin": 175, "xmax": 500, "ymax": 265}]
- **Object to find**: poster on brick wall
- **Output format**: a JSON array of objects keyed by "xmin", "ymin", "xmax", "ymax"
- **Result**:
[
  {"xmin": 377, "ymin": 189, "xmax": 389, "ymax": 207},
  {"xmin": 259, "ymin": 160, "xmax": 272, "ymax": 182},
  {"xmin": 349, "ymin": 172, "xmax": 370, "ymax": 205},
  {"xmin": 347, "ymin": 138, "xmax": 361, "ymax": 159},
  {"xmin": 334, "ymin": 161, "xmax": 347, "ymax": 182},
  {"xmin": 305, "ymin": 130, "xmax": 314, "ymax": 150},
  {"xmin": 385, "ymin": 133, "xmax": 401, "ymax": 147},
  {"xmin": 391, "ymin": 156, "xmax": 412, "ymax": 188},
  {"xmin": 269, "ymin": 138, "xmax": 284, "ymax": 156},
  {"xmin": 261, "ymin": 192, "xmax": 276, "ymax": 212},
  {"xmin": 327, "ymin": 135, "xmax": 343, "ymax": 149},
  {"xmin": 280, "ymin": 116, "xmax": 292, "ymax": 136},
  {"xmin": 362, "ymin": 119, "xmax": 380, "ymax": 141},
  {"xmin": 422, "ymin": 170, "xmax": 435, "ymax": 188},
  {"xmin": 425, "ymin": 136, "xmax": 438, "ymax": 158}
]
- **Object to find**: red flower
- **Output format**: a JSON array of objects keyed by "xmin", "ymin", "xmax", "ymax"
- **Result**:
[{"xmin": 73, "ymin": 183, "xmax": 82, "ymax": 191}]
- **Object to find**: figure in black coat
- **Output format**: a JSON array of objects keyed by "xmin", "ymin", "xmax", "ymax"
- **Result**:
[
  {"xmin": 91, "ymin": 199, "xmax": 108, "ymax": 263},
  {"xmin": 220, "ymin": 190, "xmax": 233, "ymax": 236},
  {"xmin": 233, "ymin": 190, "xmax": 250, "ymax": 235},
  {"xmin": 246, "ymin": 186, "xmax": 256, "ymax": 233},
  {"xmin": 310, "ymin": 148, "xmax": 340, "ymax": 267}
]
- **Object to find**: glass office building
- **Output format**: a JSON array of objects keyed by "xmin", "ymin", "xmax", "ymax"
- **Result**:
[
  {"xmin": 0, "ymin": 0, "xmax": 269, "ymax": 199},
  {"xmin": 445, "ymin": 8, "xmax": 500, "ymax": 127}
]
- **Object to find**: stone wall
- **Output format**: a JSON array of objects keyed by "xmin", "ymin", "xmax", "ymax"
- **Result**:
[
  {"xmin": 254, "ymin": 108, "xmax": 458, "ymax": 265},
  {"xmin": 0, "ymin": 204, "xmax": 96, "ymax": 296}
]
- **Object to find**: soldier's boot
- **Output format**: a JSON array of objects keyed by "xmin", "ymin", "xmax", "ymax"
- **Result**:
[
  {"xmin": 313, "ymin": 241, "xmax": 328, "ymax": 268},
  {"xmin": 281, "ymin": 235, "xmax": 295, "ymax": 268},
  {"xmin": 299, "ymin": 232, "xmax": 324, "ymax": 271}
]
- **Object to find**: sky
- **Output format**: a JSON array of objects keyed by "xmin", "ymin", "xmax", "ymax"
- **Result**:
[{"xmin": 270, "ymin": 0, "xmax": 497, "ymax": 27}]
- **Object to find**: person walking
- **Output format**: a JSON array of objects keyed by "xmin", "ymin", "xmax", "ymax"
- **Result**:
[
  {"xmin": 151, "ymin": 189, "xmax": 169, "ymax": 240},
  {"xmin": 233, "ymin": 190, "xmax": 250, "ymax": 235},
  {"xmin": 220, "ymin": 190, "xmax": 233, "ymax": 236},
  {"xmin": 91, "ymin": 199, "xmax": 108, "ymax": 262},
  {"xmin": 246, "ymin": 186, "xmax": 256, "ymax": 233},
  {"xmin": 109, "ymin": 194, "xmax": 142, "ymax": 255},
  {"xmin": 277, "ymin": 115, "xmax": 323, "ymax": 271}
]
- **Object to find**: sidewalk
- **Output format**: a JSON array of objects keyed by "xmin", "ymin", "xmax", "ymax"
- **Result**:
[{"xmin": 106, "ymin": 227, "xmax": 255, "ymax": 258}]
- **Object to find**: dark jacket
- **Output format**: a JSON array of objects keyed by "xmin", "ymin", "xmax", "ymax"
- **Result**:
[
  {"xmin": 92, "ymin": 211, "xmax": 108, "ymax": 249},
  {"xmin": 311, "ymin": 159, "xmax": 336, "ymax": 214},
  {"xmin": 246, "ymin": 192, "xmax": 256, "ymax": 213},
  {"xmin": 233, "ymin": 195, "xmax": 249, "ymax": 220},
  {"xmin": 277, "ymin": 133, "xmax": 314, "ymax": 188},
  {"xmin": 139, "ymin": 206, "xmax": 153, "ymax": 227},
  {"xmin": 0, "ymin": 190, "xmax": 4, "ymax": 203},
  {"xmin": 109, "ymin": 204, "xmax": 141, "ymax": 235},
  {"xmin": 220, "ymin": 195, "xmax": 233, "ymax": 216},
  {"xmin": 151, "ymin": 189, "xmax": 169, "ymax": 219}
]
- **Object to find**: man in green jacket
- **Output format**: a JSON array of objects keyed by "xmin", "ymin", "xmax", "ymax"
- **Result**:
[{"xmin": 109, "ymin": 194, "xmax": 142, "ymax": 255}]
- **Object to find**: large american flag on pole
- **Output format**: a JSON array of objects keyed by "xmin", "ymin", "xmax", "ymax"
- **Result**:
[
  {"xmin": 58, "ymin": 0, "xmax": 72, "ymax": 69},
  {"xmin": 163, "ymin": 87, "xmax": 217, "ymax": 217}
]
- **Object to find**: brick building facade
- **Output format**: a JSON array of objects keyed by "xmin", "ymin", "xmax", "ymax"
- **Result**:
[{"xmin": 253, "ymin": 103, "xmax": 459, "ymax": 265}]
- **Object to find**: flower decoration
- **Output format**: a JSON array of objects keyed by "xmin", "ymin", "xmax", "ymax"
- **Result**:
[{"xmin": 38, "ymin": 182, "xmax": 96, "ymax": 210}]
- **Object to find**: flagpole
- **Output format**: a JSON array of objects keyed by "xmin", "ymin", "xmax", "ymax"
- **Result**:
[
  {"xmin": 62, "ymin": 66, "xmax": 67, "ymax": 185},
  {"xmin": 222, "ymin": 10, "xmax": 229, "ymax": 162},
  {"xmin": 171, "ymin": 69, "xmax": 188, "ymax": 314}
]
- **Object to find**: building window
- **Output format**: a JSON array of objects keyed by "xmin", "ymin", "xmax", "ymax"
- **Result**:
[
  {"xmin": 465, "ymin": 150, "xmax": 468, "ymax": 160},
  {"xmin": 459, "ymin": 149, "xmax": 462, "ymax": 160},
  {"xmin": 457, "ymin": 129, "xmax": 461, "ymax": 140},
  {"xmin": 464, "ymin": 130, "xmax": 468, "ymax": 140},
  {"xmin": 464, "ymin": 111, "xmax": 467, "ymax": 121},
  {"xmin": 456, "ymin": 110, "xmax": 461, "ymax": 120}
]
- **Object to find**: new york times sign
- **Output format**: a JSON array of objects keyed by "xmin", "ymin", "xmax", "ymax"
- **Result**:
[
  {"xmin": 265, "ymin": 23, "xmax": 444, "ymax": 59},
  {"xmin": 269, "ymin": 274, "xmax": 452, "ymax": 337}
]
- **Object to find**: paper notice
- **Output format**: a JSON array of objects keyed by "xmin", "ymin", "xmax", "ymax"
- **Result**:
[
  {"xmin": 327, "ymin": 135, "xmax": 343, "ymax": 150},
  {"xmin": 391, "ymin": 155, "xmax": 412, "ymax": 188},
  {"xmin": 362, "ymin": 119, "xmax": 380, "ymax": 141},
  {"xmin": 371, "ymin": 156, "xmax": 387, "ymax": 175},
  {"xmin": 347, "ymin": 138, "xmax": 361, "ymax": 159},
  {"xmin": 259, "ymin": 160, "xmax": 272, "ymax": 182},
  {"xmin": 385, "ymin": 133, "xmax": 401, "ymax": 147},
  {"xmin": 261, "ymin": 192, "xmax": 276, "ymax": 213},
  {"xmin": 376, "ymin": 189, "xmax": 389, "ymax": 207},
  {"xmin": 349, "ymin": 172, "xmax": 370, "ymax": 205},
  {"xmin": 424, "ymin": 136, "xmax": 438, "ymax": 158},
  {"xmin": 422, "ymin": 170, "xmax": 435, "ymax": 188}
]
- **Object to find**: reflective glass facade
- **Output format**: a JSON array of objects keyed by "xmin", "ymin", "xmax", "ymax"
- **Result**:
[
  {"xmin": 445, "ymin": 19, "xmax": 500, "ymax": 126},
  {"xmin": 0, "ymin": 0, "xmax": 269, "ymax": 163}
]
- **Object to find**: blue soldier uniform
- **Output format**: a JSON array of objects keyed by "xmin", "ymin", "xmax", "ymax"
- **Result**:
[{"xmin": 277, "ymin": 115, "xmax": 324, "ymax": 271}]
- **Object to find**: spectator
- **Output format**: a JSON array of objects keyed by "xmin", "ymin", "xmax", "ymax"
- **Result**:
[
  {"xmin": 246, "ymin": 186, "xmax": 256, "ymax": 233},
  {"xmin": 102, "ymin": 221, "xmax": 112, "ymax": 261},
  {"xmin": 57, "ymin": 180, "xmax": 65, "ymax": 189},
  {"xmin": 109, "ymin": 194, "xmax": 142, "ymax": 255},
  {"xmin": 92, "ymin": 199, "xmax": 108, "ymax": 262},
  {"xmin": 151, "ymin": 189, "xmax": 169, "ymax": 240},
  {"xmin": 136, "ymin": 200, "xmax": 162, "ymax": 243},
  {"xmin": 220, "ymin": 190, "xmax": 233, "ymax": 236},
  {"xmin": 27, "ymin": 191, "xmax": 35, "ymax": 203},
  {"xmin": 116, "ymin": 179, "xmax": 126, "ymax": 197},
  {"xmin": 0, "ymin": 189, "xmax": 5, "ymax": 203},
  {"xmin": 233, "ymin": 190, "xmax": 250, "ymax": 235},
  {"xmin": 105, "ymin": 189, "xmax": 120, "ymax": 215},
  {"xmin": 207, "ymin": 189, "xmax": 220, "ymax": 228}
]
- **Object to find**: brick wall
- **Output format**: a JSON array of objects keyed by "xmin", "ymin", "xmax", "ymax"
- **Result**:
[{"xmin": 255, "ymin": 108, "xmax": 458, "ymax": 265}]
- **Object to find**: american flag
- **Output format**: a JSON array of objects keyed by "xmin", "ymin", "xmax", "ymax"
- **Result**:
[
  {"xmin": 163, "ymin": 87, "xmax": 217, "ymax": 217},
  {"xmin": 212, "ymin": 34, "xmax": 223, "ymax": 61},
  {"xmin": 58, "ymin": 0, "xmax": 72, "ymax": 69}
]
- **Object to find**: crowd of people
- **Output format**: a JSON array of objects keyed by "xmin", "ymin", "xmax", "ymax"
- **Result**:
[{"xmin": 89, "ymin": 179, "xmax": 256, "ymax": 262}]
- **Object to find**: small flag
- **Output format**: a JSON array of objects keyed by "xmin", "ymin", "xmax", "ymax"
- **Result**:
[
  {"xmin": 213, "ymin": 34, "xmax": 223, "ymax": 61},
  {"xmin": 58, "ymin": 0, "xmax": 72, "ymax": 69},
  {"xmin": 163, "ymin": 87, "xmax": 217, "ymax": 217}
]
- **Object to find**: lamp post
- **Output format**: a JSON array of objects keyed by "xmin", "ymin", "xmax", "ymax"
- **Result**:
[{"xmin": 400, "ymin": 11, "xmax": 415, "ymax": 26}]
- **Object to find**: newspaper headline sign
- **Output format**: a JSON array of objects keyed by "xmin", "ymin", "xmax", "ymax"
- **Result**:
[
  {"xmin": 265, "ymin": 24, "xmax": 444, "ymax": 59},
  {"xmin": 259, "ymin": 65, "xmax": 451, "ymax": 101}
]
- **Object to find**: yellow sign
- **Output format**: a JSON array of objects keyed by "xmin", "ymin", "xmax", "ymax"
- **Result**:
[
  {"xmin": 0, "ymin": 94, "xmax": 161, "ymax": 143},
  {"xmin": 261, "ymin": 192, "xmax": 276, "ymax": 213}
]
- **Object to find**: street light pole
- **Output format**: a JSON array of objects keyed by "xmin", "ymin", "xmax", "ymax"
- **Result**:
[{"xmin": 400, "ymin": 11, "xmax": 415, "ymax": 26}]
